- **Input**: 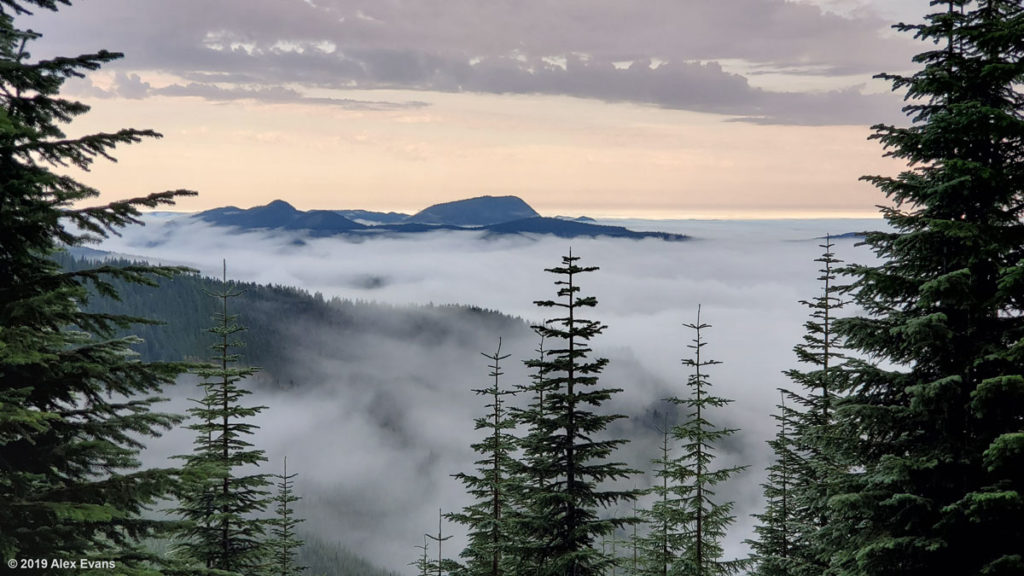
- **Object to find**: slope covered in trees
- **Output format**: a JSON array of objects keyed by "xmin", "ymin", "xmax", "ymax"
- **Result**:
[
  {"xmin": 57, "ymin": 251, "xmax": 533, "ymax": 386},
  {"xmin": 300, "ymin": 537, "xmax": 402, "ymax": 576}
]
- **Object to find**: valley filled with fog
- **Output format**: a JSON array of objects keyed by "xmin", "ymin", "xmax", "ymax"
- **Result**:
[{"xmin": 95, "ymin": 215, "xmax": 884, "ymax": 573}]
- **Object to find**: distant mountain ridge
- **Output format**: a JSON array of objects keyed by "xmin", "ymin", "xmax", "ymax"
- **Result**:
[
  {"xmin": 200, "ymin": 199, "xmax": 366, "ymax": 236},
  {"xmin": 334, "ymin": 209, "xmax": 409, "ymax": 224},
  {"xmin": 484, "ymin": 217, "xmax": 685, "ymax": 241},
  {"xmin": 195, "ymin": 196, "xmax": 687, "ymax": 241},
  {"xmin": 407, "ymin": 195, "xmax": 539, "ymax": 226}
]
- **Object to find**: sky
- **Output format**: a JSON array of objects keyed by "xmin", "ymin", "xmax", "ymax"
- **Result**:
[
  {"xmin": 22, "ymin": 0, "xmax": 937, "ymax": 218},
  {"xmin": 101, "ymin": 215, "xmax": 885, "ymax": 573}
]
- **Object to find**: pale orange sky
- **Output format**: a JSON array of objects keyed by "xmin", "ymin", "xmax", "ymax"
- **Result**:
[
  {"xmin": 37, "ymin": 0, "xmax": 929, "ymax": 219},
  {"xmin": 66, "ymin": 89, "xmax": 902, "ymax": 219}
]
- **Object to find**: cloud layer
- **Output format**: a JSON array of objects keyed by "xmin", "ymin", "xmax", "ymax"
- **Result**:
[
  {"xmin": 109, "ymin": 215, "xmax": 885, "ymax": 572},
  {"xmin": 25, "ymin": 0, "xmax": 921, "ymax": 124}
]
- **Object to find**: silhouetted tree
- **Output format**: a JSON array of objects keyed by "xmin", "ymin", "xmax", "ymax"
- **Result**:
[
  {"xmin": 514, "ymin": 251, "xmax": 638, "ymax": 576},
  {"xmin": 174, "ymin": 263, "xmax": 270, "ymax": 573},
  {"xmin": 413, "ymin": 536, "xmax": 431, "ymax": 576},
  {"xmin": 268, "ymin": 457, "xmax": 306, "ymax": 576},
  {"xmin": 634, "ymin": 419, "xmax": 686, "ymax": 576},
  {"xmin": 747, "ymin": 395, "xmax": 796, "ymax": 576},
  {"xmin": 750, "ymin": 236, "xmax": 847, "ymax": 576},
  {"xmin": 671, "ymin": 307, "xmax": 747, "ymax": 576},
  {"xmin": 449, "ymin": 339, "xmax": 518, "ymax": 576},
  {"xmin": 830, "ymin": 1, "xmax": 1024, "ymax": 574},
  {"xmin": 507, "ymin": 332, "xmax": 549, "ymax": 574},
  {"xmin": 425, "ymin": 508, "xmax": 458, "ymax": 576},
  {"xmin": 0, "ymin": 0, "xmax": 195, "ymax": 569}
]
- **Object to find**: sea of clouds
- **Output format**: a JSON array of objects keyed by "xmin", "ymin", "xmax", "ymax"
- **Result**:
[{"xmin": 98, "ymin": 214, "xmax": 885, "ymax": 573}]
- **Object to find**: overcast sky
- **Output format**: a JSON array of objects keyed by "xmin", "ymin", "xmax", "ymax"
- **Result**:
[{"xmin": 25, "ymin": 0, "xmax": 934, "ymax": 216}]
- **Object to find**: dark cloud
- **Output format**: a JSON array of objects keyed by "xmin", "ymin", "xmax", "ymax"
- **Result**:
[
  {"xmin": 25, "ymin": 0, "xmax": 919, "ymax": 124},
  {"xmin": 152, "ymin": 82, "xmax": 429, "ymax": 110},
  {"xmin": 739, "ymin": 85, "xmax": 905, "ymax": 125}
]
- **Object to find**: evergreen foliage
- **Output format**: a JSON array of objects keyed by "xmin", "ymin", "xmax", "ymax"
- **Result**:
[
  {"xmin": 670, "ymin": 307, "xmax": 747, "ymax": 576},
  {"xmin": 173, "ymin": 263, "xmax": 270, "ymax": 573},
  {"xmin": 268, "ymin": 457, "xmax": 306, "ymax": 576},
  {"xmin": 748, "ymin": 395, "xmax": 796, "ymax": 576},
  {"xmin": 58, "ymin": 252, "xmax": 532, "ymax": 385},
  {"xmin": 506, "ymin": 332, "xmax": 549, "ymax": 575},
  {"xmin": 831, "ymin": 2, "xmax": 1024, "ymax": 574},
  {"xmin": 448, "ymin": 339, "xmax": 518, "ymax": 576},
  {"xmin": 627, "ymin": 495, "xmax": 640, "ymax": 576},
  {"xmin": 412, "ymin": 536, "xmax": 431, "ymax": 576},
  {"xmin": 750, "ymin": 236, "xmax": 847, "ymax": 576},
  {"xmin": 0, "ymin": 0, "xmax": 195, "ymax": 569},
  {"xmin": 299, "ymin": 536, "xmax": 399, "ymax": 576},
  {"xmin": 514, "ymin": 251, "xmax": 637, "ymax": 576},
  {"xmin": 633, "ymin": 420, "xmax": 686, "ymax": 576}
]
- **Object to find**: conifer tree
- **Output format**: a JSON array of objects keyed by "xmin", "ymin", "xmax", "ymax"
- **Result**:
[
  {"xmin": 425, "ymin": 508, "xmax": 458, "ymax": 576},
  {"xmin": 628, "ymin": 495, "xmax": 640, "ymax": 576},
  {"xmin": 633, "ymin": 420, "xmax": 686, "ymax": 576},
  {"xmin": 747, "ymin": 395, "xmax": 796, "ymax": 576},
  {"xmin": 0, "ymin": 0, "xmax": 195, "ymax": 568},
  {"xmin": 830, "ymin": 2, "xmax": 1024, "ymax": 574},
  {"xmin": 449, "ymin": 339, "xmax": 518, "ymax": 576},
  {"xmin": 506, "ymin": 332, "xmax": 549, "ymax": 575},
  {"xmin": 671, "ymin": 306, "xmax": 746, "ymax": 576},
  {"xmin": 413, "ymin": 536, "xmax": 431, "ymax": 576},
  {"xmin": 750, "ymin": 236, "xmax": 847, "ymax": 576},
  {"xmin": 268, "ymin": 457, "xmax": 306, "ymax": 576},
  {"xmin": 599, "ymin": 529, "xmax": 620, "ymax": 576},
  {"xmin": 174, "ymin": 263, "xmax": 270, "ymax": 573},
  {"xmin": 786, "ymin": 236, "xmax": 846, "ymax": 431},
  {"xmin": 515, "ymin": 251, "xmax": 637, "ymax": 576}
]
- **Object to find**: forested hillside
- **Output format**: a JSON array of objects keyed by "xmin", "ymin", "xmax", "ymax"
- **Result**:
[
  {"xmin": 58, "ymin": 251, "xmax": 532, "ymax": 387},
  {"xmin": 300, "ymin": 537, "xmax": 400, "ymax": 576}
]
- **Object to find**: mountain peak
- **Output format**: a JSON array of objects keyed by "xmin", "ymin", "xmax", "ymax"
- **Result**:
[
  {"xmin": 196, "ymin": 199, "xmax": 364, "ymax": 233},
  {"xmin": 407, "ymin": 195, "xmax": 540, "ymax": 226},
  {"xmin": 262, "ymin": 199, "xmax": 297, "ymax": 211}
]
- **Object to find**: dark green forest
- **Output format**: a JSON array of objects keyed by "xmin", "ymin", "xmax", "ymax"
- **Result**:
[
  {"xmin": 57, "ymin": 250, "xmax": 530, "ymax": 386},
  {"xmin": 2, "ymin": 1, "xmax": 1023, "ymax": 576}
]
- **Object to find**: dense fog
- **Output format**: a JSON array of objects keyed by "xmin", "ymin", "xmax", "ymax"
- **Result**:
[{"xmin": 102, "ymin": 215, "xmax": 883, "ymax": 573}]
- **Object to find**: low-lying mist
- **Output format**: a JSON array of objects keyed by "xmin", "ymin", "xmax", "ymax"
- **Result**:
[{"xmin": 106, "ymin": 215, "xmax": 883, "ymax": 573}]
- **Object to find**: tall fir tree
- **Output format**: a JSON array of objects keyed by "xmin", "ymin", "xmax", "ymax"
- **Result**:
[
  {"xmin": 268, "ymin": 457, "xmax": 306, "ymax": 576},
  {"xmin": 750, "ymin": 235, "xmax": 847, "ymax": 576},
  {"xmin": 174, "ymin": 263, "xmax": 270, "ymax": 574},
  {"xmin": 784, "ymin": 235, "xmax": 847, "ymax": 442},
  {"xmin": 671, "ymin": 306, "xmax": 747, "ymax": 576},
  {"xmin": 0, "ymin": 0, "xmax": 195, "ymax": 569},
  {"xmin": 831, "ymin": 2, "xmax": 1024, "ymax": 575},
  {"xmin": 449, "ymin": 338, "xmax": 518, "ymax": 576},
  {"xmin": 515, "ymin": 251, "xmax": 637, "ymax": 576}
]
